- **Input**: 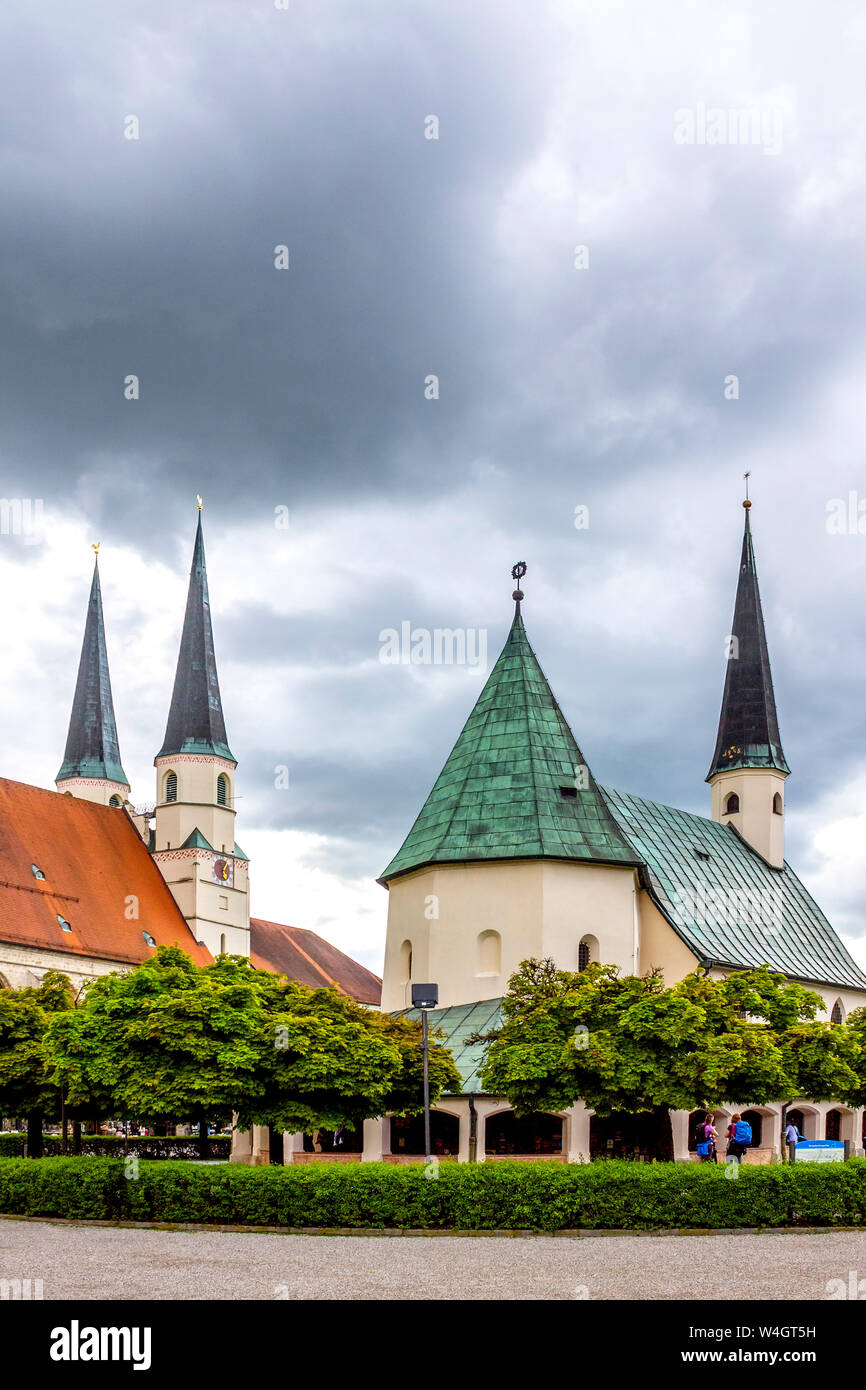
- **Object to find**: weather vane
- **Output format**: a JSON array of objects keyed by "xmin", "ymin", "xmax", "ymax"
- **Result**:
[
  {"xmin": 511, "ymin": 561, "xmax": 527, "ymax": 606},
  {"xmin": 743, "ymin": 471, "xmax": 751, "ymax": 510},
  {"xmin": 92, "ymin": 542, "xmax": 100, "ymax": 555},
  {"xmin": 196, "ymin": 494, "xmax": 203, "ymax": 511}
]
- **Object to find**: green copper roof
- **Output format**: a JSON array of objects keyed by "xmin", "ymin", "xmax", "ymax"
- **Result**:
[
  {"xmin": 602, "ymin": 786, "xmax": 866, "ymax": 992},
  {"xmin": 178, "ymin": 828, "xmax": 214, "ymax": 851},
  {"xmin": 56, "ymin": 559, "xmax": 129, "ymax": 788},
  {"xmin": 157, "ymin": 513, "xmax": 235, "ymax": 764},
  {"xmin": 379, "ymin": 610, "xmax": 640, "ymax": 882},
  {"xmin": 233, "ymin": 841, "xmax": 249, "ymax": 862},
  {"xmin": 395, "ymin": 997, "xmax": 502, "ymax": 1092},
  {"xmin": 707, "ymin": 506, "xmax": 789, "ymax": 780}
]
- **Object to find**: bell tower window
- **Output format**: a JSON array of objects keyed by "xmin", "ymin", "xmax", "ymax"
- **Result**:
[
  {"xmin": 724, "ymin": 792, "xmax": 740, "ymax": 815},
  {"xmin": 165, "ymin": 771, "xmax": 178, "ymax": 803},
  {"xmin": 772, "ymin": 792, "xmax": 783, "ymax": 815},
  {"xmin": 217, "ymin": 774, "xmax": 229, "ymax": 806}
]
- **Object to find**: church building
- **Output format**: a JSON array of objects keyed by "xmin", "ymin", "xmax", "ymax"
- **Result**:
[
  {"xmin": 359, "ymin": 498, "xmax": 866, "ymax": 1164},
  {"xmin": 0, "ymin": 507, "xmax": 380, "ymax": 1039}
]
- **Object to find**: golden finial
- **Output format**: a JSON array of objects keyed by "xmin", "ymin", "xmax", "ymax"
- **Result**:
[
  {"xmin": 743, "ymin": 471, "xmax": 752, "ymax": 509},
  {"xmin": 92, "ymin": 542, "xmax": 100, "ymax": 555},
  {"xmin": 196, "ymin": 494, "xmax": 203, "ymax": 511}
]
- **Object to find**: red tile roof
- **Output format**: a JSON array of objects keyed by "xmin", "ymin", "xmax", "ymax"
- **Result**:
[
  {"xmin": 0, "ymin": 778, "xmax": 212, "ymax": 967},
  {"xmin": 250, "ymin": 918, "xmax": 382, "ymax": 1005}
]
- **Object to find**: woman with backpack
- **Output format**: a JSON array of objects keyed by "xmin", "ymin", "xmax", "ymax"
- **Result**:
[
  {"xmin": 726, "ymin": 1113, "xmax": 752, "ymax": 1163},
  {"xmin": 694, "ymin": 1112, "xmax": 718, "ymax": 1162}
]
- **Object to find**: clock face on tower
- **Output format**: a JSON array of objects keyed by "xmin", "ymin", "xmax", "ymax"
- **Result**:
[{"xmin": 211, "ymin": 855, "xmax": 234, "ymax": 888}]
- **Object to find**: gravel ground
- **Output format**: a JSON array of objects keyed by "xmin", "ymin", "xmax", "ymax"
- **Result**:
[{"xmin": 2, "ymin": 1219, "xmax": 866, "ymax": 1299}]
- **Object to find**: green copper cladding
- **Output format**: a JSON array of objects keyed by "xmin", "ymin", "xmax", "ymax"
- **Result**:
[
  {"xmin": 157, "ymin": 512, "xmax": 235, "ymax": 763},
  {"xmin": 379, "ymin": 609, "xmax": 640, "ymax": 882},
  {"xmin": 56, "ymin": 558, "xmax": 129, "ymax": 787},
  {"xmin": 602, "ymin": 785, "xmax": 866, "ymax": 992},
  {"xmin": 707, "ymin": 505, "xmax": 789, "ymax": 780}
]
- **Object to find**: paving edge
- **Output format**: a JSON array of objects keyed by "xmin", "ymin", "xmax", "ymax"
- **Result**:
[{"xmin": 0, "ymin": 1214, "xmax": 863, "ymax": 1238}]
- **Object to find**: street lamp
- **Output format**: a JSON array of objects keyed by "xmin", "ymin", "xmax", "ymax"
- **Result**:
[{"xmin": 412, "ymin": 983, "xmax": 438, "ymax": 1163}]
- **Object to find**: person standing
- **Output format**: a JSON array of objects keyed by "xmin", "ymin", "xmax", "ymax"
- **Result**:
[
  {"xmin": 785, "ymin": 1117, "xmax": 800, "ymax": 1163},
  {"xmin": 726, "ymin": 1113, "xmax": 752, "ymax": 1163}
]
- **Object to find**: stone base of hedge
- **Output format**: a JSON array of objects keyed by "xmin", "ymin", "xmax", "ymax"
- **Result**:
[{"xmin": 1, "ymin": 1157, "xmax": 865, "ymax": 1231}]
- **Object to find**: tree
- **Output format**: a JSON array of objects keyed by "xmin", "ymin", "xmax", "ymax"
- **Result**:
[
  {"xmin": 0, "ymin": 971, "xmax": 75, "ymax": 1156},
  {"xmin": 476, "ymin": 957, "xmax": 863, "ymax": 1119},
  {"xmin": 46, "ymin": 947, "xmax": 461, "ymax": 1147}
]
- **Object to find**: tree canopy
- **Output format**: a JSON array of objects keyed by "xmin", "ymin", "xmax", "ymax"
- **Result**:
[
  {"xmin": 477, "ymin": 957, "xmax": 864, "ymax": 1116},
  {"xmin": 46, "ymin": 946, "xmax": 461, "ymax": 1132}
]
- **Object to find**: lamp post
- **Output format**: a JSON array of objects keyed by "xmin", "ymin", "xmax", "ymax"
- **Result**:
[{"xmin": 412, "ymin": 983, "xmax": 438, "ymax": 1163}]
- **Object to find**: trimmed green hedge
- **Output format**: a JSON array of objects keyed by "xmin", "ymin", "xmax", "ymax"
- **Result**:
[
  {"xmin": 1, "ymin": 1157, "xmax": 865, "ymax": 1230},
  {"xmin": 0, "ymin": 1134, "xmax": 231, "ymax": 1160}
]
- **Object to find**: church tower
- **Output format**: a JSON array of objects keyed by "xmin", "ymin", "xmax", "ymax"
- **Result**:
[
  {"xmin": 152, "ymin": 504, "xmax": 250, "ymax": 958},
  {"xmin": 378, "ymin": 565, "xmax": 641, "ymax": 1012},
  {"xmin": 707, "ymin": 496, "xmax": 789, "ymax": 868},
  {"xmin": 56, "ymin": 548, "xmax": 131, "ymax": 807}
]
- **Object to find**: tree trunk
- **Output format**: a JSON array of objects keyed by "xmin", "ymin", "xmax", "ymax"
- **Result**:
[
  {"xmin": 198, "ymin": 1120, "xmax": 209, "ymax": 1161},
  {"xmin": 26, "ymin": 1112, "xmax": 43, "ymax": 1159},
  {"xmin": 72, "ymin": 1121, "xmax": 82, "ymax": 1155}
]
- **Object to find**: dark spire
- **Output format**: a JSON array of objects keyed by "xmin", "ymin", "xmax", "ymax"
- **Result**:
[
  {"xmin": 57, "ymin": 550, "xmax": 129, "ymax": 787},
  {"xmin": 707, "ymin": 499, "xmax": 789, "ymax": 780},
  {"xmin": 157, "ymin": 507, "xmax": 234, "ymax": 763}
]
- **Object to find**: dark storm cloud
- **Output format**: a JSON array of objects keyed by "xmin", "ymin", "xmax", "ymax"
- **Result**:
[{"xmin": 3, "ymin": 0, "xmax": 866, "ymax": 952}]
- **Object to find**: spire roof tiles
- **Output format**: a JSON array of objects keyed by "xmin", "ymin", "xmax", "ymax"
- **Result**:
[{"xmin": 56, "ymin": 559, "xmax": 128, "ymax": 788}]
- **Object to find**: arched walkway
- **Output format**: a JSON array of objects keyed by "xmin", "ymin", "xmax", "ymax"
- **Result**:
[
  {"xmin": 590, "ymin": 1109, "xmax": 673, "ymax": 1162},
  {"xmin": 390, "ymin": 1110, "xmax": 460, "ymax": 1156},
  {"xmin": 484, "ymin": 1110, "xmax": 563, "ymax": 1157}
]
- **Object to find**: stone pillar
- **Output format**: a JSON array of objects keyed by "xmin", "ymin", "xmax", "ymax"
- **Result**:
[
  {"xmin": 670, "ymin": 1108, "xmax": 692, "ymax": 1162},
  {"xmin": 250, "ymin": 1125, "xmax": 270, "ymax": 1166},
  {"xmin": 362, "ymin": 1116, "xmax": 389, "ymax": 1163},
  {"xmin": 565, "ymin": 1101, "xmax": 592, "ymax": 1163},
  {"xmin": 283, "ymin": 1132, "xmax": 305, "ymax": 1164},
  {"xmin": 229, "ymin": 1123, "xmax": 252, "ymax": 1164},
  {"xmin": 456, "ymin": 1102, "xmax": 471, "ymax": 1164}
]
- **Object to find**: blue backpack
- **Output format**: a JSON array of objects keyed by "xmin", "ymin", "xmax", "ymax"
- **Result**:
[{"xmin": 733, "ymin": 1120, "xmax": 752, "ymax": 1146}]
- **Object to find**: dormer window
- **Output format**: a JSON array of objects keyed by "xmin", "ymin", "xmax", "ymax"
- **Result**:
[
  {"xmin": 694, "ymin": 848, "xmax": 710, "ymax": 861},
  {"xmin": 724, "ymin": 793, "xmax": 740, "ymax": 815},
  {"xmin": 57, "ymin": 915, "xmax": 72, "ymax": 932},
  {"xmin": 142, "ymin": 931, "xmax": 156, "ymax": 948},
  {"xmin": 559, "ymin": 786, "xmax": 578, "ymax": 799},
  {"xmin": 31, "ymin": 864, "xmax": 46, "ymax": 880}
]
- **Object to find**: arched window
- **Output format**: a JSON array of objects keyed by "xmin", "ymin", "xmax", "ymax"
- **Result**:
[
  {"xmin": 476, "ymin": 930, "xmax": 501, "ymax": 975},
  {"xmin": 724, "ymin": 793, "xmax": 740, "ymax": 815},
  {"xmin": 831, "ymin": 999, "xmax": 845, "ymax": 1025},
  {"xmin": 165, "ymin": 771, "xmax": 178, "ymax": 803},
  {"xmin": 217, "ymin": 774, "xmax": 229, "ymax": 807},
  {"xmin": 109, "ymin": 795, "xmax": 122, "ymax": 808},
  {"xmin": 826, "ymin": 1109, "xmax": 842, "ymax": 1141},
  {"xmin": 400, "ymin": 939, "xmax": 413, "ymax": 982},
  {"xmin": 772, "ymin": 792, "xmax": 783, "ymax": 815},
  {"xmin": 578, "ymin": 934, "xmax": 599, "ymax": 972}
]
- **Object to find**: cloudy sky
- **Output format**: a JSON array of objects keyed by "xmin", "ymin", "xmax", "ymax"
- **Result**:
[{"xmin": 2, "ymin": 0, "xmax": 866, "ymax": 974}]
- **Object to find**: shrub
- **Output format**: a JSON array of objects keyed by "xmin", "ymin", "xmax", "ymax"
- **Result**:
[{"xmin": 0, "ymin": 1157, "xmax": 864, "ymax": 1230}]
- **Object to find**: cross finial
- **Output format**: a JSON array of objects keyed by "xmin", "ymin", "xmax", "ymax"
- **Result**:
[
  {"xmin": 743, "ymin": 471, "xmax": 751, "ymax": 509},
  {"xmin": 196, "ymin": 494, "xmax": 203, "ymax": 511}
]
